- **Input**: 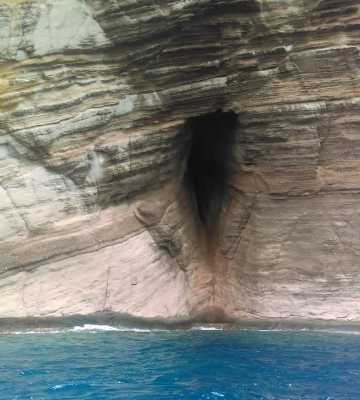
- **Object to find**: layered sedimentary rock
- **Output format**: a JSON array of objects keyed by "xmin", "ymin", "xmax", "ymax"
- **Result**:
[{"xmin": 1, "ymin": 0, "xmax": 360, "ymax": 320}]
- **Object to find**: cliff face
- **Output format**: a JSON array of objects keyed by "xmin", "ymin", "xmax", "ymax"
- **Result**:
[{"xmin": 1, "ymin": 0, "xmax": 360, "ymax": 320}]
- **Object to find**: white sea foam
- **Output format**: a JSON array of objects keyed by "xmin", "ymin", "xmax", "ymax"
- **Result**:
[
  {"xmin": 191, "ymin": 326, "xmax": 224, "ymax": 331},
  {"xmin": 71, "ymin": 324, "xmax": 121, "ymax": 332},
  {"xmin": 50, "ymin": 382, "xmax": 87, "ymax": 391},
  {"xmin": 51, "ymin": 384, "xmax": 65, "ymax": 390},
  {"xmin": 6, "ymin": 324, "xmax": 360, "ymax": 336},
  {"xmin": 6, "ymin": 324, "xmax": 168, "ymax": 335},
  {"xmin": 13, "ymin": 329, "xmax": 65, "ymax": 335},
  {"xmin": 51, "ymin": 383, "xmax": 73, "ymax": 390},
  {"xmin": 71, "ymin": 324, "xmax": 165, "ymax": 333}
]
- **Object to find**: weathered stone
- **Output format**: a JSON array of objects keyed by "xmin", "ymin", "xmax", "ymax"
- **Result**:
[{"xmin": 0, "ymin": 0, "xmax": 360, "ymax": 321}]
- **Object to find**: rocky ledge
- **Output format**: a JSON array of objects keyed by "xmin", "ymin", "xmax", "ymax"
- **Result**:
[{"xmin": 1, "ymin": 0, "xmax": 360, "ymax": 321}]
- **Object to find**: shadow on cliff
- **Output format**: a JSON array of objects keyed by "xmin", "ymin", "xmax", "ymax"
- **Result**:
[{"xmin": 183, "ymin": 109, "xmax": 238, "ymax": 262}]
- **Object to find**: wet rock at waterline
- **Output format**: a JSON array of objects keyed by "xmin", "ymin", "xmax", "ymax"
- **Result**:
[{"xmin": 1, "ymin": 0, "xmax": 360, "ymax": 321}]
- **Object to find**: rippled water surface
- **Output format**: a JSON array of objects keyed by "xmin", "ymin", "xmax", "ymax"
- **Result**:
[{"xmin": 1, "ymin": 327, "xmax": 360, "ymax": 399}]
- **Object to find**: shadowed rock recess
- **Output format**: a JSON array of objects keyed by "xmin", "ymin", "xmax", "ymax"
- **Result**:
[
  {"xmin": 184, "ymin": 110, "xmax": 237, "ymax": 238},
  {"xmin": 1, "ymin": 0, "xmax": 360, "ymax": 321}
]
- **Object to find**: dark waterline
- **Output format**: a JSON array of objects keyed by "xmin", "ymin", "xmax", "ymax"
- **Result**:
[{"xmin": 2, "ymin": 329, "xmax": 360, "ymax": 399}]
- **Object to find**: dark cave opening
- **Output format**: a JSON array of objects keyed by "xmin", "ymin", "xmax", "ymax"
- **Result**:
[{"xmin": 184, "ymin": 109, "xmax": 238, "ymax": 237}]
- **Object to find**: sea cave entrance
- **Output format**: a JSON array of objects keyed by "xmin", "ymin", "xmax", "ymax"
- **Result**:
[{"xmin": 183, "ymin": 109, "xmax": 238, "ymax": 238}]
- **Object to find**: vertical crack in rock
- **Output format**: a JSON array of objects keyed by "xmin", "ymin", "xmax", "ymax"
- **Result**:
[
  {"xmin": 183, "ymin": 110, "xmax": 238, "ymax": 252},
  {"xmin": 102, "ymin": 266, "xmax": 111, "ymax": 312}
]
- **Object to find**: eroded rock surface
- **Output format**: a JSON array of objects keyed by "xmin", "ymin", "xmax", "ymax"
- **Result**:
[{"xmin": 1, "ymin": 0, "xmax": 360, "ymax": 320}]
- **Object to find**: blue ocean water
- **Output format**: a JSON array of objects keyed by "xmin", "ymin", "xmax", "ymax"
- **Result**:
[{"xmin": 1, "ymin": 326, "xmax": 360, "ymax": 400}]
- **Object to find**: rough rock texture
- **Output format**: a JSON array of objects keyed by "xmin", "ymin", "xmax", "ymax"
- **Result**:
[{"xmin": 1, "ymin": 0, "xmax": 360, "ymax": 320}]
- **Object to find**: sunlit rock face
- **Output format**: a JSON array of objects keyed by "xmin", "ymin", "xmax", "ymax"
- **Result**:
[{"xmin": 1, "ymin": 0, "xmax": 360, "ymax": 320}]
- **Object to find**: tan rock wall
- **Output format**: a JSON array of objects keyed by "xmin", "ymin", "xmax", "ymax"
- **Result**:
[{"xmin": 0, "ymin": 0, "xmax": 360, "ymax": 320}]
